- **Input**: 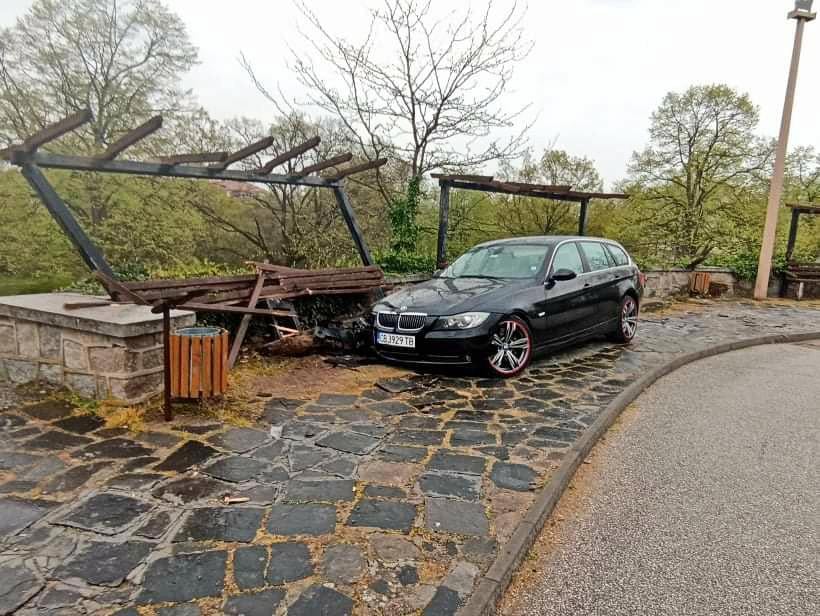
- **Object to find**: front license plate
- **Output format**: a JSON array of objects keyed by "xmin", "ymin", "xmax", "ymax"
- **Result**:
[{"xmin": 377, "ymin": 332, "xmax": 416, "ymax": 348}]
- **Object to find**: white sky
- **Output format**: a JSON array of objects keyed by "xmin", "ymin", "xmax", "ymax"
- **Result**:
[{"xmin": 1, "ymin": 0, "xmax": 818, "ymax": 188}]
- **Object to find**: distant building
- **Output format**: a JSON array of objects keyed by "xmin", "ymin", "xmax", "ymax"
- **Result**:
[{"xmin": 210, "ymin": 179, "xmax": 266, "ymax": 200}]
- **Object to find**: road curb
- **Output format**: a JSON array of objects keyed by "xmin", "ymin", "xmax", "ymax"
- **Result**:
[{"xmin": 459, "ymin": 331, "xmax": 820, "ymax": 616}]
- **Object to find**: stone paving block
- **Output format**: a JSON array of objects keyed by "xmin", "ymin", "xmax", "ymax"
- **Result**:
[
  {"xmin": 267, "ymin": 541, "xmax": 313, "ymax": 584},
  {"xmin": 320, "ymin": 456, "xmax": 357, "ymax": 478},
  {"xmin": 234, "ymin": 545, "xmax": 268, "ymax": 590},
  {"xmin": 422, "ymin": 585, "xmax": 461, "ymax": 615},
  {"xmin": 282, "ymin": 420, "xmax": 324, "ymax": 440},
  {"xmin": 208, "ymin": 427, "xmax": 270, "ymax": 453},
  {"xmin": 476, "ymin": 445, "xmax": 510, "ymax": 460},
  {"xmin": 0, "ymin": 560, "xmax": 43, "ymax": 615},
  {"xmin": 0, "ymin": 413, "xmax": 27, "ymax": 431},
  {"xmin": 289, "ymin": 444, "xmax": 333, "ymax": 471},
  {"xmin": 376, "ymin": 445, "xmax": 427, "ymax": 462},
  {"xmin": 347, "ymin": 499, "xmax": 417, "ymax": 533},
  {"xmin": 285, "ymin": 479, "xmax": 355, "ymax": 502},
  {"xmin": 349, "ymin": 422, "xmax": 388, "ymax": 437},
  {"xmin": 120, "ymin": 456, "xmax": 160, "ymax": 472},
  {"xmin": 317, "ymin": 431, "xmax": 380, "ymax": 454},
  {"xmin": 223, "ymin": 588, "xmax": 285, "ymax": 616},
  {"xmin": 267, "ymin": 503, "xmax": 336, "ymax": 536},
  {"xmin": 364, "ymin": 485, "xmax": 406, "ymax": 499},
  {"xmin": 0, "ymin": 450, "xmax": 40, "ymax": 471},
  {"xmin": 425, "ymin": 498, "xmax": 489, "ymax": 536},
  {"xmin": 136, "ymin": 431, "xmax": 181, "ymax": 448},
  {"xmin": 202, "ymin": 456, "xmax": 272, "ymax": 483},
  {"xmin": 76, "ymin": 437, "xmax": 154, "ymax": 460},
  {"xmin": 450, "ymin": 428, "xmax": 497, "ymax": 447},
  {"xmin": 24, "ymin": 430, "xmax": 93, "ymax": 450},
  {"xmin": 398, "ymin": 564, "xmax": 420, "ymax": 585},
  {"xmin": 43, "ymin": 462, "xmax": 107, "ymax": 493},
  {"xmin": 55, "ymin": 540, "xmax": 152, "ymax": 586},
  {"xmin": 288, "ymin": 584, "xmax": 353, "ymax": 616},
  {"xmin": 322, "ymin": 543, "xmax": 365, "ymax": 584},
  {"xmin": 35, "ymin": 584, "xmax": 85, "ymax": 611},
  {"xmin": 51, "ymin": 414, "xmax": 104, "ymax": 434},
  {"xmin": 426, "ymin": 451, "xmax": 486, "ymax": 475},
  {"xmin": 251, "ymin": 440, "xmax": 287, "ymax": 462},
  {"xmin": 317, "ymin": 393, "xmax": 358, "ymax": 407},
  {"xmin": 0, "ymin": 479, "xmax": 36, "ymax": 494},
  {"xmin": 19, "ymin": 453, "xmax": 66, "ymax": 481},
  {"xmin": 21, "ymin": 400, "xmax": 74, "ymax": 421},
  {"xmin": 153, "ymin": 441, "xmax": 219, "ymax": 472},
  {"xmin": 58, "ymin": 493, "xmax": 153, "ymax": 535},
  {"xmin": 390, "ymin": 429, "xmax": 446, "ymax": 446},
  {"xmin": 137, "ymin": 550, "xmax": 227, "ymax": 604},
  {"xmin": 533, "ymin": 426, "xmax": 581, "ymax": 442},
  {"xmin": 107, "ymin": 472, "xmax": 164, "ymax": 491},
  {"xmin": 418, "ymin": 473, "xmax": 481, "ymax": 501},
  {"xmin": 0, "ymin": 496, "xmax": 59, "ymax": 538},
  {"xmin": 367, "ymin": 400, "xmax": 415, "ymax": 416},
  {"xmin": 369, "ymin": 533, "xmax": 422, "ymax": 562},
  {"xmin": 174, "ymin": 507, "xmax": 264, "ymax": 543},
  {"xmin": 152, "ymin": 475, "xmax": 227, "ymax": 504},
  {"xmin": 157, "ymin": 605, "xmax": 201, "ymax": 616},
  {"xmin": 461, "ymin": 537, "xmax": 498, "ymax": 565},
  {"xmin": 136, "ymin": 510, "xmax": 177, "ymax": 540},
  {"xmin": 489, "ymin": 462, "xmax": 538, "ymax": 491},
  {"xmin": 358, "ymin": 460, "xmax": 421, "ymax": 486}
]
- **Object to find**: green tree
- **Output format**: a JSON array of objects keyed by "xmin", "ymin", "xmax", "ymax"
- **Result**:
[
  {"xmin": 0, "ymin": 0, "xmax": 197, "ymax": 153},
  {"xmin": 627, "ymin": 84, "xmax": 771, "ymax": 267}
]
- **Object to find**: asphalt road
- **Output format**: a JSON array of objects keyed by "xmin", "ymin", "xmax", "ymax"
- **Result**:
[{"xmin": 504, "ymin": 341, "xmax": 820, "ymax": 616}]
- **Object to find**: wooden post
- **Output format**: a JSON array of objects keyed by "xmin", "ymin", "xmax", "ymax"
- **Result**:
[
  {"xmin": 437, "ymin": 181, "xmax": 451, "ymax": 269},
  {"xmin": 780, "ymin": 208, "xmax": 802, "ymax": 297},
  {"xmin": 227, "ymin": 271, "xmax": 266, "ymax": 370},
  {"xmin": 162, "ymin": 305, "xmax": 172, "ymax": 422},
  {"xmin": 578, "ymin": 198, "xmax": 590, "ymax": 236}
]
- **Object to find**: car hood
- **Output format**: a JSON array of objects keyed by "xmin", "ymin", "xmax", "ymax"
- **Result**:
[{"xmin": 377, "ymin": 277, "xmax": 530, "ymax": 315}]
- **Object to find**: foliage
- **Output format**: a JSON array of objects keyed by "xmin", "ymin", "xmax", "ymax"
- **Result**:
[
  {"xmin": 0, "ymin": 0, "xmax": 197, "ymax": 152},
  {"xmin": 387, "ymin": 176, "xmax": 422, "ymax": 253},
  {"xmin": 376, "ymin": 250, "xmax": 437, "ymax": 274}
]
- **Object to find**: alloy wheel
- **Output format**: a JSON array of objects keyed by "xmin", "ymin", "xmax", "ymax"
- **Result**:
[
  {"xmin": 489, "ymin": 318, "xmax": 531, "ymax": 376},
  {"xmin": 621, "ymin": 296, "xmax": 638, "ymax": 339}
]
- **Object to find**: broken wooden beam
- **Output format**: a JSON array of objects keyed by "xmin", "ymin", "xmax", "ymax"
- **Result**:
[
  {"xmin": 210, "ymin": 136, "xmax": 275, "ymax": 171},
  {"xmin": 1, "ymin": 109, "xmax": 93, "ymax": 159},
  {"xmin": 96, "ymin": 116, "xmax": 163, "ymax": 161},
  {"xmin": 256, "ymin": 136, "xmax": 321, "ymax": 174},
  {"xmin": 327, "ymin": 158, "xmax": 388, "ymax": 181},
  {"xmin": 292, "ymin": 152, "xmax": 353, "ymax": 177},
  {"xmin": 179, "ymin": 302, "xmax": 293, "ymax": 317}
]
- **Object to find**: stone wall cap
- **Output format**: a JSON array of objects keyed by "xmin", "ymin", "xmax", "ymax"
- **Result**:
[{"xmin": 0, "ymin": 293, "xmax": 195, "ymax": 338}]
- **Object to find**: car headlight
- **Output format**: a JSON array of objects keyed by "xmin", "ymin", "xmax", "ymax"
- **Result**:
[{"xmin": 440, "ymin": 312, "xmax": 491, "ymax": 329}]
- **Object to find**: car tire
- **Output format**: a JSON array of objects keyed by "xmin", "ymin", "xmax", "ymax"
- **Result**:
[
  {"xmin": 485, "ymin": 315, "xmax": 533, "ymax": 378},
  {"xmin": 609, "ymin": 294, "xmax": 639, "ymax": 343}
]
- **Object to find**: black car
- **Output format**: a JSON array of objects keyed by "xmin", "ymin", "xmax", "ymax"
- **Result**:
[{"xmin": 371, "ymin": 236, "xmax": 644, "ymax": 377}]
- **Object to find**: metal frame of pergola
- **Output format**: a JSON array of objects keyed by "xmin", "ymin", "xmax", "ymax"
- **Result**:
[{"xmin": 431, "ymin": 173, "xmax": 629, "ymax": 268}]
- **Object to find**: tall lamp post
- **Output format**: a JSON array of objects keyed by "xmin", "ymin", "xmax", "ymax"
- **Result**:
[{"xmin": 753, "ymin": 0, "xmax": 816, "ymax": 300}]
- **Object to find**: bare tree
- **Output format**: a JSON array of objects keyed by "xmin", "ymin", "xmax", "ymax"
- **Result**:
[
  {"xmin": 247, "ymin": 0, "xmax": 531, "ymax": 203},
  {"xmin": 0, "ymin": 0, "xmax": 197, "ymax": 153}
]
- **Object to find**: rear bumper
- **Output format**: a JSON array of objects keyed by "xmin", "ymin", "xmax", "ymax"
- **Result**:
[{"xmin": 373, "ymin": 314, "xmax": 501, "ymax": 366}]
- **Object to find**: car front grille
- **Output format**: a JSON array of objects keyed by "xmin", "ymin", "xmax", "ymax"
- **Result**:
[
  {"xmin": 397, "ymin": 313, "xmax": 426, "ymax": 331},
  {"xmin": 376, "ymin": 311, "xmax": 398, "ymax": 329},
  {"xmin": 376, "ymin": 311, "xmax": 427, "ymax": 332}
]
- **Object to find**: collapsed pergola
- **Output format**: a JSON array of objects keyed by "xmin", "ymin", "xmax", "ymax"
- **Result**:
[
  {"xmin": 0, "ymin": 109, "xmax": 385, "ymax": 275},
  {"xmin": 1, "ymin": 109, "xmax": 388, "ymax": 418},
  {"xmin": 781, "ymin": 202, "xmax": 820, "ymax": 298},
  {"xmin": 432, "ymin": 173, "xmax": 629, "ymax": 268}
]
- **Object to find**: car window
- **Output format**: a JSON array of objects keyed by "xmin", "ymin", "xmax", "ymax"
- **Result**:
[
  {"xmin": 579, "ymin": 242, "xmax": 612, "ymax": 271},
  {"xmin": 605, "ymin": 244, "xmax": 629, "ymax": 266},
  {"xmin": 551, "ymin": 242, "xmax": 585, "ymax": 275},
  {"xmin": 443, "ymin": 243, "xmax": 550, "ymax": 279}
]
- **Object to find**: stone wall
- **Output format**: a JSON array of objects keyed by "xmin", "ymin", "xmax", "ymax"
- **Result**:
[
  {"xmin": 0, "ymin": 293, "xmax": 194, "ymax": 403},
  {"xmin": 643, "ymin": 267, "xmax": 781, "ymax": 300}
]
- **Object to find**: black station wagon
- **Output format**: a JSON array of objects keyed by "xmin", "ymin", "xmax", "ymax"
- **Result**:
[{"xmin": 371, "ymin": 236, "xmax": 645, "ymax": 377}]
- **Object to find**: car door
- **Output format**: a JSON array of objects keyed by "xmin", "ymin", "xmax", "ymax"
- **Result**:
[
  {"xmin": 578, "ymin": 240, "xmax": 621, "ymax": 328},
  {"xmin": 536, "ymin": 241, "xmax": 596, "ymax": 345}
]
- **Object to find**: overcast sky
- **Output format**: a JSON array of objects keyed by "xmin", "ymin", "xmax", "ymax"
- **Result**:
[{"xmin": 1, "ymin": 0, "xmax": 818, "ymax": 188}]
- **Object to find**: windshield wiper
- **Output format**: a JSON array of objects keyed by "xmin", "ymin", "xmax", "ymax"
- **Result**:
[{"xmin": 454, "ymin": 274, "xmax": 505, "ymax": 280}]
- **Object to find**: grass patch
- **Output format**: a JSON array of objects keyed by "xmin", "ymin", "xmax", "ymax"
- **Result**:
[{"xmin": 0, "ymin": 274, "xmax": 74, "ymax": 296}]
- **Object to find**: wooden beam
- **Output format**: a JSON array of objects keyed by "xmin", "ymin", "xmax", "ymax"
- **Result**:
[
  {"xmin": 327, "ymin": 158, "xmax": 388, "ymax": 181},
  {"xmin": 294, "ymin": 152, "xmax": 353, "ymax": 177},
  {"xmin": 227, "ymin": 272, "xmax": 266, "ymax": 369},
  {"xmin": 97, "ymin": 116, "xmax": 163, "ymax": 161},
  {"xmin": 210, "ymin": 136, "xmax": 275, "ymax": 171},
  {"xmin": 437, "ymin": 181, "xmax": 451, "ymax": 269},
  {"xmin": 179, "ymin": 302, "xmax": 293, "ymax": 317},
  {"xmin": 94, "ymin": 271, "xmax": 149, "ymax": 305},
  {"xmin": 431, "ymin": 173, "xmax": 494, "ymax": 182},
  {"xmin": 256, "ymin": 136, "xmax": 320, "ymax": 174},
  {"xmin": 23, "ymin": 109, "xmax": 93, "ymax": 152},
  {"xmin": 158, "ymin": 151, "xmax": 229, "ymax": 165}
]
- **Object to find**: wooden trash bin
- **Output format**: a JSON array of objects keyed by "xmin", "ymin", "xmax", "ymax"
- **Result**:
[{"xmin": 169, "ymin": 327, "xmax": 229, "ymax": 399}]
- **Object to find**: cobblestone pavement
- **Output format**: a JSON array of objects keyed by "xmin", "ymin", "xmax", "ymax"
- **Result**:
[{"xmin": 1, "ymin": 301, "xmax": 819, "ymax": 616}]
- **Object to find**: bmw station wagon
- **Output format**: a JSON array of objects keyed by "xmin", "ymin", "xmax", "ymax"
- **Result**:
[{"xmin": 371, "ymin": 236, "xmax": 645, "ymax": 377}]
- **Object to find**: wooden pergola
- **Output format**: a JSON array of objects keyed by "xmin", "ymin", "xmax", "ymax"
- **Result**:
[
  {"xmin": 431, "ymin": 174, "xmax": 629, "ymax": 268},
  {"xmin": 781, "ymin": 202, "xmax": 820, "ymax": 298}
]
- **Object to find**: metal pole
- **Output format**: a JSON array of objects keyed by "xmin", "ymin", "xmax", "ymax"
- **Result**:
[
  {"xmin": 436, "ymin": 181, "xmax": 451, "ymax": 269},
  {"xmin": 753, "ymin": 7, "xmax": 815, "ymax": 299},
  {"xmin": 162, "ymin": 305, "xmax": 173, "ymax": 422}
]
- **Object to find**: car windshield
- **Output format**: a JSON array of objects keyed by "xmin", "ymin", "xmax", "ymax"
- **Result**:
[{"xmin": 441, "ymin": 243, "xmax": 551, "ymax": 279}]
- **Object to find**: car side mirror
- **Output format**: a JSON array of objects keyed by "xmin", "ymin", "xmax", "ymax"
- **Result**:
[{"xmin": 548, "ymin": 268, "xmax": 577, "ymax": 283}]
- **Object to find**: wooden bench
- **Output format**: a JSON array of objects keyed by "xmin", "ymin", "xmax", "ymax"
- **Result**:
[{"xmin": 783, "ymin": 262, "xmax": 820, "ymax": 300}]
